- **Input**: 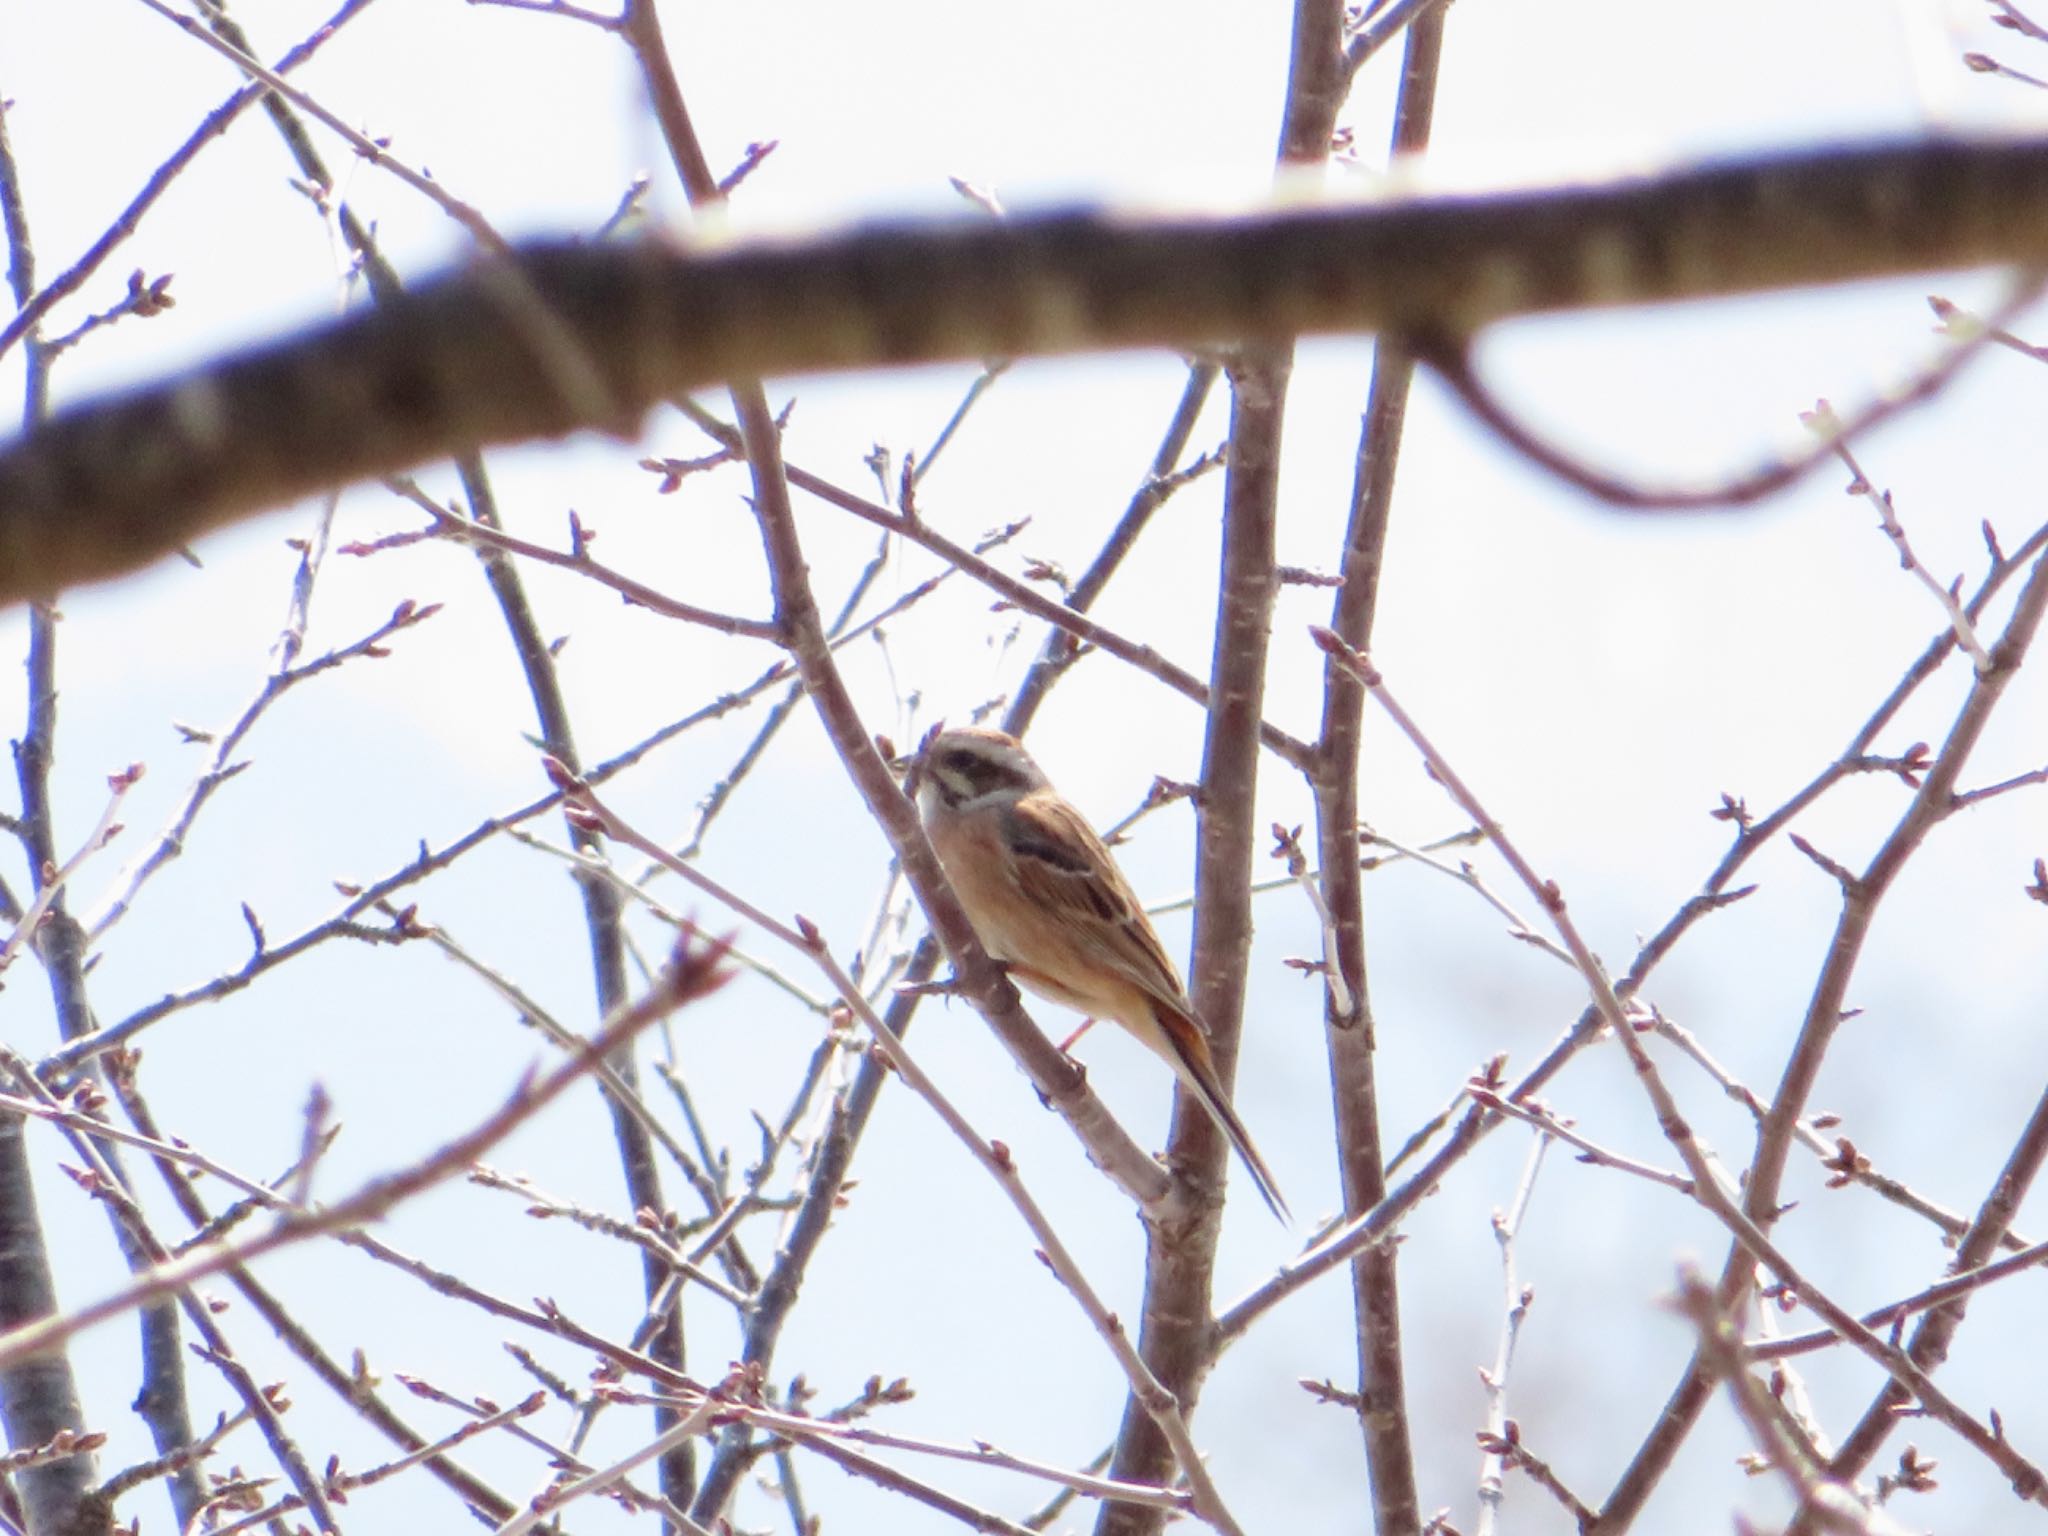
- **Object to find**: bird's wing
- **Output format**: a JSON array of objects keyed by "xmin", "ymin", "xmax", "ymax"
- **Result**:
[
  {"xmin": 1000, "ymin": 790, "xmax": 1199, "ymax": 1023},
  {"xmin": 1003, "ymin": 792, "xmax": 1292, "ymax": 1222}
]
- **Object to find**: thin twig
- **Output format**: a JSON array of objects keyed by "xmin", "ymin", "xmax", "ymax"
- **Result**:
[
  {"xmin": 1317, "ymin": 627, "xmax": 2048, "ymax": 1510},
  {"xmin": 1816, "ymin": 419, "xmax": 1992, "ymax": 670},
  {"xmin": 0, "ymin": 930, "xmax": 732, "ymax": 1373},
  {"xmin": 1750, "ymin": 1237, "xmax": 2048, "ymax": 1362},
  {"xmin": 554, "ymin": 768, "xmax": 1245, "ymax": 1534},
  {"xmin": 1473, "ymin": 1131, "xmax": 1548, "ymax": 1536}
]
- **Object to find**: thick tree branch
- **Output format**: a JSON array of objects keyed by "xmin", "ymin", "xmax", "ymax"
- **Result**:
[
  {"xmin": 8, "ymin": 135, "xmax": 2048, "ymax": 601},
  {"xmin": 1099, "ymin": 3, "xmax": 1349, "ymax": 1531},
  {"xmin": 1309, "ymin": 13, "xmax": 1444, "ymax": 1536}
]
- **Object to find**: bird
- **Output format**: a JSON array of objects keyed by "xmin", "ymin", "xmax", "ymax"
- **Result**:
[{"xmin": 909, "ymin": 724, "xmax": 1289, "ymax": 1221}]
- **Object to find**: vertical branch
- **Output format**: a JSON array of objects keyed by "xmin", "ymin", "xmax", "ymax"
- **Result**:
[
  {"xmin": 1093, "ymin": 351, "xmax": 1280, "ymax": 1513},
  {"xmin": 0, "ymin": 95, "xmax": 125, "ymax": 1536},
  {"xmin": 190, "ymin": 0, "xmax": 696, "ymax": 1510},
  {"xmin": 1473, "ymin": 1131, "xmax": 1547, "ymax": 1536},
  {"xmin": 1098, "ymin": 4, "xmax": 1351, "ymax": 1532},
  {"xmin": 1303, "ymin": 12, "xmax": 1445, "ymax": 1536},
  {"xmin": 1183, "ymin": 341, "xmax": 1284, "ymax": 1103}
]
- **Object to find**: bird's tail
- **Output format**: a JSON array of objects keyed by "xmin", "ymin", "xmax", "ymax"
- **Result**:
[{"xmin": 1165, "ymin": 1017, "xmax": 1291, "ymax": 1224}]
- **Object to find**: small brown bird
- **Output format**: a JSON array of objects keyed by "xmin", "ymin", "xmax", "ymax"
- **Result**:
[{"xmin": 911, "ymin": 725, "xmax": 1289, "ymax": 1220}]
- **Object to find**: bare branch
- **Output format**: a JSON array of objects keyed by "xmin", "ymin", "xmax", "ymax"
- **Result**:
[
  {"xmin": 0, "ymin": 928, "xmax": 733, "ymax": 1374},
  {"xmin": 18, "ymin": 137, "xmax": 2048, "ymax": 600}
]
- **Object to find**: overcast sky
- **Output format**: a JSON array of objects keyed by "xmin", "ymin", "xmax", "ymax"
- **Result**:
[{"xmin": 5, "ymin": 2, "xmax": 2048, "ymax": 1532}]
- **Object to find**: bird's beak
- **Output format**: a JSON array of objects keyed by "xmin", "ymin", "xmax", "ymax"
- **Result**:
[{"xmin": 893, "ymin": 721, "xmax": 945, "ymax": 800}]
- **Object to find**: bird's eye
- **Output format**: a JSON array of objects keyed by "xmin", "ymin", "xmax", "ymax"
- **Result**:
[{"xmin": 942, "ymin": 749, "xmax": 977, "ymax": 772}]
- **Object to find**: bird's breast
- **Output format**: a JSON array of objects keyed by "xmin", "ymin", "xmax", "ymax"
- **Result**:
[{"xmin": 923, "ymin": 806, "xmax": 1145, "ymax": 1026}]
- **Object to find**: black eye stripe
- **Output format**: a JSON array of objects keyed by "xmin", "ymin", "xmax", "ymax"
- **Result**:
[{"xmin": 929, "ymin": 745, "xmax": 1030, "ymax": 801}]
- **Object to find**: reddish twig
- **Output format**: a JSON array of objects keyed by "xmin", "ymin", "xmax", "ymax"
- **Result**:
[{"xmin": 0, "ymin": 929, "xmax": 733, "ymax": 1374}]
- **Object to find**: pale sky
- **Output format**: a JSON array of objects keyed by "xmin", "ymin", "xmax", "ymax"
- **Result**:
[{"xmin": 5, "ymin": 1, "xmax": 2048, "ymax": 1531}]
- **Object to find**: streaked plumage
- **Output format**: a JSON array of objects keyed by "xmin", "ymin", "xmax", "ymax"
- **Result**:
[{"xmin": 911, "ymin": 725, "xmax": 1288, "ymax": 1221}]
